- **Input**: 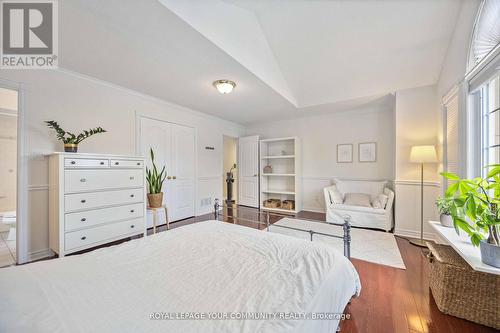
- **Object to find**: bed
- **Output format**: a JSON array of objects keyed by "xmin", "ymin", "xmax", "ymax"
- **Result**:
[{"xmin": 0, "ymin": 221, "xmax": 360, "ymax": 333}]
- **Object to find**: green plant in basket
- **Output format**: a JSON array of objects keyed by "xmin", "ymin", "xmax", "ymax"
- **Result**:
[
  {"xmin": 146, "ymin": 148, "xmax": 166, "ymax": 194},
  {"xmin": 441, "ymin": 165, "xmax": 500, "ymax": 267}
]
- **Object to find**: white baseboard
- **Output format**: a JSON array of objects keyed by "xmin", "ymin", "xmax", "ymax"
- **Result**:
[
  {"xmin": 28, "ymin": 248, "xmax": 54, "ymax": 262},
  {"xmin": 394, "ymin": 228, "xmax": 438, "ymax": 242},
  {"xmin": 301, "ymin": 207, "xmax": 325, "ymax": 214}
]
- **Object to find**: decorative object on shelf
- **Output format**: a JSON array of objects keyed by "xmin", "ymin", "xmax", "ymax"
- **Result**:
[
  {"xmin": 146, "ymin": 148, "xmax": 167, "ymax": 208},
  {"xmin": 337, "ymin": 144, "xmax": 353, "ymax": 163},
  {"xmin": 213, "ymin": 79, "xmax": 236, "ymax": 94},
  {"xmin": 226, "ymin": 163, "xmax": 236, "ymax": 204},
  {"xmin": 427, "ymin": 242, "xmax": 499, "ymax": 329},
  {"xmin": 358, "ymin": 142, "xmax": 377, "ymax": 162},
  {"xmin": 442, "ymin": 164, "xmax": 500, "ymax": 268},
  {"xmin": 45, "ymin": 120, "xmax": 106, "ymax": 153},
  {"xmin": 281, "ymin": 150, "xmax": 287, "ymax": 156},
  {"xmin": 263, "ymin": 199, "xmax": 281, "ymax": 208},
  {"xmin": 436, "ymin": 197, "xmax": 453, "ymax": 227},
  {"xmin": 282, "ymin": 200, "xmax": 295, "ymax": 210},
  {"xmin": 263, "ymin": 165, "xmax": 273, "ymax": 174},
  {"xmin": 409, "ymin": 145, "xmax": 438, "ymax": 247}
]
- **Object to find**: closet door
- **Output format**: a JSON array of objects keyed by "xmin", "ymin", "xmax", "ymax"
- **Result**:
[
  {"xmin": 238, "ymin": 136, "xmax": 259, "ymax": 208},
  {"xmin": 139, "ymin": 117, "xmax": 173, "ymax": 215},
  {"xmin": 170, "ymin": 124, "xmax": 195, "ymax": 221}
]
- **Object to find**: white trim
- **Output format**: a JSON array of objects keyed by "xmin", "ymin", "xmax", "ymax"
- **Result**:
[
  {"xmin": 394, "ymin": 228, "xmax": 437, "ymax": 242},
  {"xmin": 0, "ymin": 79, "xmax": 28, "ymax": 265},
  {"xmin": 441, "ymin": 85, "xmax": 459, "ymax": 105},
  {"xmin": 301, "ymin": 207, "xmax": 325, "ymax": 214},
  {"xmin": 394, "ymin": 180, "xmax": 440, "ymax": 187},
  {"xmin": 28, "ymin": 248, "xmax": 54, "ymax": 262},
  {"xmin": 28, "ymin": 185, "xmax": 49, "ymax": 191}
]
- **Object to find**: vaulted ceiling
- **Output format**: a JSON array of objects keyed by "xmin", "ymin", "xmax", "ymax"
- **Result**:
[{"xmin": 59, "ymin": 0, "xmax": 464, "ymax": 124}]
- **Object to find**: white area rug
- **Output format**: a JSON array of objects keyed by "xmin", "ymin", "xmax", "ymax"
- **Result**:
[{"xmin": 268, "ymin": 218, "xmax": 406, "ymax": 269}]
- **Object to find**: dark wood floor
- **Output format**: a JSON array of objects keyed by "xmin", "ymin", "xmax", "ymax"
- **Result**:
[{"xmin": 65, "ymin": 205, "xmax": 495, "ymax": 332}]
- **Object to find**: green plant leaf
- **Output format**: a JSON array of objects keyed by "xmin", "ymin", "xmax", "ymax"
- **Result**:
[
  {"xmin": 441, "ymin": 172, "xmax": 460, "ymax": 180},
  {"xmin": 445, "ymin": 182, "xmax": 459, "ymax": 197}
]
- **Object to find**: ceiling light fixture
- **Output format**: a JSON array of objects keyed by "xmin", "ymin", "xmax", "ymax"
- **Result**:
[{"xmin": 213, "ymin": 79, "xmax": 236, "ymax": 94}]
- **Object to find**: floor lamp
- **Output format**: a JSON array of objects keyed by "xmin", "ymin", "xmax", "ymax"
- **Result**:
[{"xmin": 409, "ymin": 145, "xmax": 438, "ymax": 248}]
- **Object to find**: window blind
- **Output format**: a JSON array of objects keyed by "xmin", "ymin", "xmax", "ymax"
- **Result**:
[{"xmin": 444, "ymin": 92, "xmax": 459, "ymax": 184}]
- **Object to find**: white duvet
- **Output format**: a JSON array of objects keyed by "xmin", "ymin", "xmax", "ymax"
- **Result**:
[{"xmin": 0, "ymin": 221, "xmax": 360, "ymax": 333}]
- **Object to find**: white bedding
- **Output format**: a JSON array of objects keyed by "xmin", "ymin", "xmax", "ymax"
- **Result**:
[{"xmin": 0, "ymin": 221, "xmax": 360, "ymax": 333}]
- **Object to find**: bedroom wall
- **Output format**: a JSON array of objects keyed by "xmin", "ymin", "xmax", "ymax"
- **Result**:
[
  {"xmin": 0, "ymin": 69, "xmax": 244, "ymax": 261},
  {"xmin": 394, "ymin": 84, "xmax": 441, "ymax": 240},
  {"xmin": 245, "ymin": 106, "xmax": 396, "ymax": 212}
]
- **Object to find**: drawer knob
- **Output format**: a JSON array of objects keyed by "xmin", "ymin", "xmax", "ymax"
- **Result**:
[
  {"xmin": 81, "ymin": 218, "xmax": 86, "ymax": 222},
  {"xmin": 130, "ymin": 209, "xmax": 135, "ymax": 213},
  {"xmin": 100, "ymin": 161, "xmax": 105, "ymax": 165},
  {"xmin": 172, "ymin": 176, "xmax": 177, "ymax": 180},
  {"xmin": 130, "ymin": 194, "xmax": 134, "ymax": 198},
  {"xmin": 130, "ymin": 225, "xmax": 135, "ymax": 228},
  {"xmin": 81, "ymin": 199, "xmax": 86, "ymax": 203},
  {"xmin": 70, "ymin": 161, "xmax": 76, "ymax": 165},
  {"xmin": 80, "ymin": 178, "xmax": 86, "ymax": 182},
  {"xmin": 130, "ymin": 176, "xmax": 135, "ymax": 180},
  {"xmin": 115, "ymin": 162, "xmax": 119, "ymax": 165},
  {"xmin": 81, "ymin": 236, "xmax": 86, "ymax": 240},
  {"xmin": 136, "ymin": 162, "xmax": 140, "ymax": 166}
]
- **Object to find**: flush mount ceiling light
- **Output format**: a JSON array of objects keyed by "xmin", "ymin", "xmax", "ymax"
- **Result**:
[{"xmin": 213, "ymin": 79, "xmax": 236, "ymax": 94}]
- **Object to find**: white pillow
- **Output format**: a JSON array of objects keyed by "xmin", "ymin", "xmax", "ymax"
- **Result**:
[
  {"xmin": 328, "ymin": 186, "xmax": 343, "ymax": 204},
  {"xmin": 372, "ymin": 194, "xmax": 389, "ymax": 209},
  {"xmin": 344, "ymin": 193, "xmax": 371, "ymax": 207}
]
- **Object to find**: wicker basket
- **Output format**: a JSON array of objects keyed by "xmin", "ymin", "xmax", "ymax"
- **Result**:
[
  {"xmin": 427, "ymin": 242, "xmax": 500, "ymax": 329},
  {"xmin": 282, "ymin": 200, "xmax": 295, "ymax": 210},
  {"xmin": 263, "ymin": 199, "xmax": 281, "ymax": 208}
]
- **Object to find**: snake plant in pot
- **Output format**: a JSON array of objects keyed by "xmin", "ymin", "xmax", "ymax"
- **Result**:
[
  {"xmin": 146, "ymin": 148, "xmax": 167, "ymax": 208},
  {"xmin": 442, "ymin": 164, "xmax": 500, "ymax": 268}
]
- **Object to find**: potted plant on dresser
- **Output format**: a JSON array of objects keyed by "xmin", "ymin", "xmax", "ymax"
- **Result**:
[
  {"xmin": 45, "ymin": 121, "xmax": 106, "ymax": 152},
  {"xmin": 146, "ymin": 148, "xmax": 167, "ymax": 208},
  {"xmin": 442, "ymin": 164, "xmax": 500, "ymax": 268},
  {"xmin": 435, "ymin": 197, "xmax": 453, "ymax": 227}
]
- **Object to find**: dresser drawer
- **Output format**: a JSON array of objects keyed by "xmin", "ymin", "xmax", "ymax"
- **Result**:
[
  {"xmin": 64, "ymin": 188, "xmax": 143, "ymax": 212},
  {"xmin": 64, "ymin": 218, "xmax": 144, "ymax": 251},
  {"xmin": 65, "ymin": 158, "xmax": 109, "ymax": 168},
  {"xmin": 65, "ymin": 169, "xmax": 143, "ymax": 193},
  {"xmin": 65, "ymin": 203, "xmax": 143, "ymax": 231},
  {"xmin": 110, "ymin": 159, "xmax": 143, "ymax": 168}
]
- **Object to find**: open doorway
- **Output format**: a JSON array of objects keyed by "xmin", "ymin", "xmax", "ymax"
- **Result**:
[
  {"xmin": 223, "ymin": 136, "xmax": 238, "ymax": 205},
  {"xmin": 0, "ymin": 87, "xmax": 18, "ymax": 267}
]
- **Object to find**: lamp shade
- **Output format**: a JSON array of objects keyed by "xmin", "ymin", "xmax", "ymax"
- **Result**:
[{"xmin": 410, "ymin": 145, "xmax": 437, "ymax": 163}]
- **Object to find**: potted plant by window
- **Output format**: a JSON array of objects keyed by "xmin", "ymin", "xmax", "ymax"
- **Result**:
[
  {"xmin": 442, "ymin": 165, "xmax": 500, "ymax": 268},
  {"xmin": 435, "ymin": 197, "xmax": 453, "ymax": 227},
  {"xmin": 45, "ymin": 121, "xmax": 106, "ymax": 153},
  {"xmin": 146, "ymin": 148, "xmax": 167, "ymax": 208}
]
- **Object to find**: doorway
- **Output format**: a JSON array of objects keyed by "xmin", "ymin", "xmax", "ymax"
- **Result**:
[
  {"xmin": 223, "ymin": 136, "xmax": 238, "ymax": 205},
  {"xmin": 0, "ymin": 87, "xmax": 18, "ymax": 267}
]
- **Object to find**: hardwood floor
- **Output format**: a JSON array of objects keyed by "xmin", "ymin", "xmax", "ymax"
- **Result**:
[{"xmin": 60, "ymin": 205, "xmax": 496, "ymax": 332}]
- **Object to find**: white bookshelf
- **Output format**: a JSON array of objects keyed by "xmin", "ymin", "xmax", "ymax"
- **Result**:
[{"xmin": 260, "ymin": 137, "xmax": 301, "ymax": 214}]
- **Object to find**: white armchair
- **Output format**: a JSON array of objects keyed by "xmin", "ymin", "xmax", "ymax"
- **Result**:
[{"xmin": 323, "ymin": 179, "xmax": 394, "ymax": 232}]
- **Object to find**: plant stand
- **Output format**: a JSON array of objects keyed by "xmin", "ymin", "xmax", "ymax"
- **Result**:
[{"xmin": 148, "ymin": 205, "xmax": 169, "ymax": 234}]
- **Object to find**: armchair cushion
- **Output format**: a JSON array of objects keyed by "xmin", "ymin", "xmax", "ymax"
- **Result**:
[
  {"xmin": 333, "ymin": 179, "xmax": 387, "ymax": 201},
  {"xmin": 327, "ymin": 185, "xmax": 343, "ymax": 204}
]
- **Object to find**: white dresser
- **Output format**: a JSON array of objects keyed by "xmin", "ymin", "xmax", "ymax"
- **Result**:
[{"xmin": 49, "ymin": 153, "xmax": 146, "ymax": 257}]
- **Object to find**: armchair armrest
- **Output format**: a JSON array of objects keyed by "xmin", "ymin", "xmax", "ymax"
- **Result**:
[
  {"xmin": 324, "ymin": 186, "xmax": 333, "ymax": 208},
  {"xmin": 383, "ymin": 188, "xmax": 395, "ymax": 212}
]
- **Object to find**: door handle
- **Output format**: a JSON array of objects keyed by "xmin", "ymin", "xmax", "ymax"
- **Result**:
[
  {"xmin": 253, "ymin": 174, "xmax": 258, "ymax": 177},
  {"xmin": 172, "ymin": 176, "xmax": 177, "ymax": 180},
  {"xmin": 167, "ymin": 176, "xmax": 172, "ymax": 180}
]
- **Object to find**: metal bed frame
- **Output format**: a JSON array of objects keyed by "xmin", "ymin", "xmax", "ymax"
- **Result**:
[{"xmin": 213, "ymin": 199, "xmax": 352, "ymax": 259}]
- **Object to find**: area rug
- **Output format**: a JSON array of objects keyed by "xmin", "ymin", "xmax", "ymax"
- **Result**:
[{"xmin": 268, "ymin": 218, "xmax": 406, "ymax": 269}]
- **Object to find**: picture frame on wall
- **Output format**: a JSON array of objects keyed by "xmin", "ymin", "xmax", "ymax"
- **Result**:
[
  {"xmin": 337, "ymin": 144, "xmax": 353, "ymax": 163},
  {"xmin": 359, "ymin": 142, "xmax": 377, "ymax": 162}
]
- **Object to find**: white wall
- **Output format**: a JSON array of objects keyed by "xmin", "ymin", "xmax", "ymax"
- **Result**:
[
  {"xmin": 394, "ymin": 84, "xmax": 441, "ymax": 239},
  {"xmin": 0, "ymin": 69, "xmax": 244, "ymax": 261},
  {"xmin": 0, "ymin": 114, "xmax": 17, "ymax": 213},
  {"xmin": 245, "ymin": 106, "xmax": 395, "ymax": 212},
  {"xmin": 222, "ymin": 136, "xmax": 238, "ymax": 202}
]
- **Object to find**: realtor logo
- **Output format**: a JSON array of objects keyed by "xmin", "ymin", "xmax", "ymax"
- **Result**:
[{"xmin": 1, "ymin": 0, "xmax": 58, "ymax": 68}]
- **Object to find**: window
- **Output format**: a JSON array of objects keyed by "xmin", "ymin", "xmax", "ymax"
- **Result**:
[{"xmin": 480, "ymin": 75, "xmax": 500, "ymax": 174}]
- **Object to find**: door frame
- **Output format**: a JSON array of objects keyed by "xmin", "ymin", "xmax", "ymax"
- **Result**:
[
  {"xmin": 134, "ymin": 112, "xmax": 197, "ymax": 217},
  {"xmin": 0, "ymin": 78, "xmax": 28, "ymax": 264},
  {"xmin": 222, "ymin": 134, "xmax": 239, "ymax": 205}
]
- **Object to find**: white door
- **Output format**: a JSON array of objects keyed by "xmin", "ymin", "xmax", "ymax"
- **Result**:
[
  {"xmin": 170, "ymin": 124, "xmax": 195, "ymax": 221},
  {"xmin": 139, "ymin": 117, "xmax": 195, "ymax": 222},
  {"xmin": 238, "ymin": 136, "xmax": 259, "ymax": 208}
]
